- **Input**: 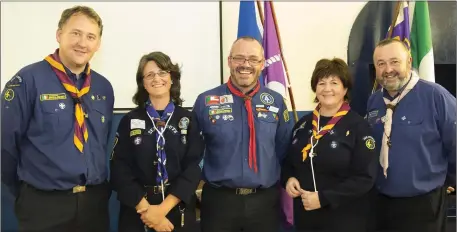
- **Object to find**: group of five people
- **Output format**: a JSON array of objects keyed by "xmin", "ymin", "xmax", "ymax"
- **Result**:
[{"xmin": 2, "ymin": 5, "xmax": 455, "ymax": 232}]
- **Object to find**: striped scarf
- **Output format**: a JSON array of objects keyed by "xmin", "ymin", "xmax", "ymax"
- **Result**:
[
  {"xmin": 301, "ymin": 102, "xmax": 350, "ymax": 161},
  {"xmin": 44, "ymin": 49, "xmax": 91, "ymax": 153},
  {"xmin": 146, "ymin": 100, "xmax": 175, "ymax": 184}
]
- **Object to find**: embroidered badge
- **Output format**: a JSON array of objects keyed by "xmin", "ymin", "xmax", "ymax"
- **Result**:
[
  {"xmin": 220, "ymin": 95, "xmax": 234, "ymax": 104},
  {"xmin": 129, "ymin": 129, "xmax": 141, "ymax": 137},
  {"xmin": 131, "ymin": 119, "xmax": 146, "ymax": 129},
  {"xmin": 40, "ymin": 93, "xmax": 67, "ymax": 101},
  {"xmin": 363, "ymin": 136, "xmax": 376, "ymax": 150},
  {"xmin": 209, "ymin": 108, "xmax": 232, "ymax": 115},
  {"xmin": 260, "ymin": 93, "xmax": 274, "ymax": 105},
  {"xmin": 110, "ymin": 133, "xmax": 119, "ymax": 160},
  {"xmin": 4, "ymin": 89, "xmax": 14, "ymax": 101},
  {"xmin": 205, "ymin": 95, "xmax": 220, "ymax": 106},
  {"xmin": 283, "ymin": 109, "xmax": 290, "ymax": 122}
]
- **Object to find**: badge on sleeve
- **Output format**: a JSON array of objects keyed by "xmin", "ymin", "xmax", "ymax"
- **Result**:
[
  {"xmin": 179, "ymin": 117, "xmax": 190, "ymax": 144},
  {"xmin": 283, "ymin": 109, "xmax": 290, "ymax": 122},
  {"xmin": 4, "ymin": 89, "xmax": 14, "ymax": 101},
  {"xmin": 110, "ymin": 133, "xmax": 119, "ymax": 160},
  {"xmin": 363, "ymin": 136, "xmax": 376, "ymax": 150}
]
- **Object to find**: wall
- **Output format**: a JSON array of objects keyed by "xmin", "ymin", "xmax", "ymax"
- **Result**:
[{"xmin": 1, "ymin": 2, "xmax": 221, "ymax": 109}]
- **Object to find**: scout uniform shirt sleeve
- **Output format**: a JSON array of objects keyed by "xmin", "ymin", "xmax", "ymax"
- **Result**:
[
  {"xmin": 109, "ymin": 114, "xmax": 145, "ymax": 208},
  {"xmin": 276, "ymin": 99, "xmax": 294, "ymax": 163},
  {"xmin": 1, "ymin": 73, "xmax": 35, "ymax": 197},
  {"xmin": 168, "ymin": 111, "xmax": 204, "ymax": 205},
  {"xmin": 433, "ymin": 86, "xmax": 457, "ymax": 186},
  {"xmin": 318, "ymin": 121, "xmax": 377, "ymax": 208}
]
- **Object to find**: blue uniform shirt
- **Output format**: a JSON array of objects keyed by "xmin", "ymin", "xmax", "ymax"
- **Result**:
[
  {"xmin": 367, "ymin": 77, "xmax": 456, "ymax": 197},
  {"xmin": 1, "ymin": 60, "xmax": 114, "ymax": 196},
  {"xmin": 193, "ymin": 83, "xmax": 293, "ymax": 188}
]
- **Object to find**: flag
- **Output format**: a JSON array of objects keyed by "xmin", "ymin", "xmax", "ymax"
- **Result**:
[
  {"xmin": 237, "ymin": 1, "xmax": 264, "ymax": 85},
  {"xmin": 262, "ymin": 1, "xmax": 293, "ymax": 228},
  {"xmin": 263, "ymin": 1, "xmax": 288, "ymax": 98},
  {"xmin": 410, "ymin": 1, "xmax": 435, "ymax": 82},
  {"xmin": 387, "ymin": 1, "xmax": 411, "ymax": 49}
]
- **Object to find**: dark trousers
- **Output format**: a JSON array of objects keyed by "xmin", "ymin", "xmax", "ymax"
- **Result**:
[
  {"xmin": 200, "ymin": 184, "xmax": 280, "ymax": 232},
  {"xmin": 293, "ymin": 189, "xmax": 373, "ymax": 232},
  {"xmin": 15, "ymin": 181, "xmax": 111, "ymax": 232},
  {"xmin": 374, "ymin": 186, "xmax": 448, "ymax": 232}
]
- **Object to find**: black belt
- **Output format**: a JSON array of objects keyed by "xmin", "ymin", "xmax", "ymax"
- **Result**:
[
  {"xmin": 23, "ymin": 181, "xmax": 106, "ymax": 194},
  {"xmin": 144, "ymin": 184, "xmax": 171, "ymax": 195},
  {"xmin": 209, "ymin": 184, "xmax": 264, "ymax": 195}
]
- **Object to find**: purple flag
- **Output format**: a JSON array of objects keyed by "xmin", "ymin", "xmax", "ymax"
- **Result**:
[
  {"xmin": 262, "ymin": 1, "xmax": 287, "ymax": 97},
  {"xmin": 262, "ymin": 1, "xmax": 293, "ymax": 228},
  {"xmin": 386, "ymin": 1, "xmax": 410, "ymax": 49}
]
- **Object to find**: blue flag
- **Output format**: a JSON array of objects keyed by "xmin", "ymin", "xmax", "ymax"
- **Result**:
[{"xmin": 237, "ymin": 1, "xmax": 264, "ymax": 85}]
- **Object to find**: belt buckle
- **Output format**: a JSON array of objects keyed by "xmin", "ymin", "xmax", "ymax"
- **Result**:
[
  {"xmin": 236, "ymin": 188, "xmax": 255, "ymax": 195},
  {"xmin": 72, "ymin": 185, "xmax": 86, "ymax": 193},
  {"xmin": 153, "ymin": 186, "xmax": 163, "ymax": 194}
]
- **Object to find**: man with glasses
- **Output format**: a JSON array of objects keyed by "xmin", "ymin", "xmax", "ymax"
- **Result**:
[{"xmin": 192, "ymin": 36, "xmax": 292, "ymax": 232}]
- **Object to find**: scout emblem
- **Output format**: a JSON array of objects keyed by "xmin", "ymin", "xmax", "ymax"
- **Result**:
[{"xmin": 179, "ymin": 117, "xmax": 190, "ymax": 144}]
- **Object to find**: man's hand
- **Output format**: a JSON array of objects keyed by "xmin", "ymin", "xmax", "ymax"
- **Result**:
[
  {"xmin": 286, "ymin": 177, "xmax": 303, "ymax": 198},
  {"xmin": 301, "ymin": 190, "xmax": 321, "ymax": 211},
  {"xmin": 447, "ymin": 186, "xmax": 455, "ymax": 194}
]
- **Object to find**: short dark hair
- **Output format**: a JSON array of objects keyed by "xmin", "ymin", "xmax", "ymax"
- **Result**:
[
  {"xmin": 310, "ymin": 58, "xmax": 352, "ymax": 102},
  {"xmin": 376, "ymin": 38, "xmax": 410, "ymax": 52},
  {"xmin": 229, "ymin": 36, "xmax": 264, "ymax": 57},
  {"xmin": 58, "ymin": 5, "xmax": 103, "ymax": 36},
  {"xmin": 132, "ymin": 52, "xmax": 183, "ymax": 107}
]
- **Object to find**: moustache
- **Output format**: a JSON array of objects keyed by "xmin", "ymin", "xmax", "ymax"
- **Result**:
[
  {"xmin": 236, "ymin": 67, "xmax": 254, "ymax": 73},
  {"xmin": 382, "ymin": 71, "xmax": 399, "ymax": 77}
]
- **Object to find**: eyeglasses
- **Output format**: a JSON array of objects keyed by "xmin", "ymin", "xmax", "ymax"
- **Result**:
[
  {"xmin": 230, "ymin": 56, "xmax": 263, "ymax": 66},
  {"xmin": 143, "ymin": 70, "xmax": 170, "ymax": 81}
]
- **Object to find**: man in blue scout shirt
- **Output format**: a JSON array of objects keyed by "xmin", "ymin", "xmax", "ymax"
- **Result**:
[
  {"xmin": 1, "ymin": 5, "xmax": 114, "ymax": 232},
  {"xmin": 193, "ymin": 36, "xmax": 293, "ymax": 232},
  {"xmin": 367, "ymin": 38, "xmax": 456, "ymax": 232}
]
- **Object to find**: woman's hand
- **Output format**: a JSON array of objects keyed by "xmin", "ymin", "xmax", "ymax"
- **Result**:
[{"xmin": 285, "ymin": 177, "xmax": 302, "ymax": 198}]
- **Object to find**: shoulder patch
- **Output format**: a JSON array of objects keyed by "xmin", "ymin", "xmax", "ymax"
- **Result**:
[
  {"xmin": 6, "ymin": 75, "xmax": 22, "ymax": 88},
  {"xmin": 4, "ymin": 89, "xmax": 14, "ymax": 101},
  {"xmin": 363, "ymin": 136, "xmax": 375, "ymax": 150},
  {"xmin": 283, "ymin": 108, "xmax": 290, "ymax": 122}
]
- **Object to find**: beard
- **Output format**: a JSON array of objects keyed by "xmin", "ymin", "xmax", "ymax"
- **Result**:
[{"xmin": 378, "ymin": 70, "xmax": 409, "ymax": 92}]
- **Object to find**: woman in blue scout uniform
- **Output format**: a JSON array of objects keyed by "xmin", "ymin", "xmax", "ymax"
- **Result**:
[
  {"xmin": 280, "ymin": 58, "xmax": 377, "ymax": 232},
  {"xmin": 110, "ymin": 52, "xmax": 204, "ymax": 232}
]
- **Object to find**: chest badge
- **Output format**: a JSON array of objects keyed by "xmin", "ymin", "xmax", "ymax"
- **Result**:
[
  {"xmin": 58, "ymin": 102, "xmax": 66, "ymax": 110},
  {"xmin": 134, "ymin": 137, "xmax": 142, "ymax": 145},
  {"xmin": 260, "ymin": 93, "xmax": 274, "ymax": 105},
  {"xmin": 101, "ymin": 116, "xmax": 105, "ymax": 123},
  {"xmin": 330, "ymin": 141, "xmax": 338, "ymax": 149}
]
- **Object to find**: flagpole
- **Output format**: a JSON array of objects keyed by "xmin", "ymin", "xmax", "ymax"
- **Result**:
[
  {"xmin": 372, "ymin": 1, "xmax": 403, "ymax": 93},
  {"xmin": 256, "ymin": 1, "xmax": 264, "ymax": 26},
  {"xmin": 269, "ymin": 2, "xmax": 299, "ymax": 123}
]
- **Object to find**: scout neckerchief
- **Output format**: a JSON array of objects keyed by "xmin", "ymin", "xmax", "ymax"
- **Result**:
[
  {"xmin": 44, "ymin": 49, "xmax": 91, "ymax": 153},
  {"xmin": 380, "ymin": 73, "xmax": 419, "ymax": 178},
  {"xmin": 145, "ymin": 100, "xmax": 175, "ymax": 200},
  {"xmin": 227, "ymin": 78, "xmax": 261, "ymax": 173},
  {"xmin": 301, "ymin": 101, "xmax": 350, "ymax": 161}
]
